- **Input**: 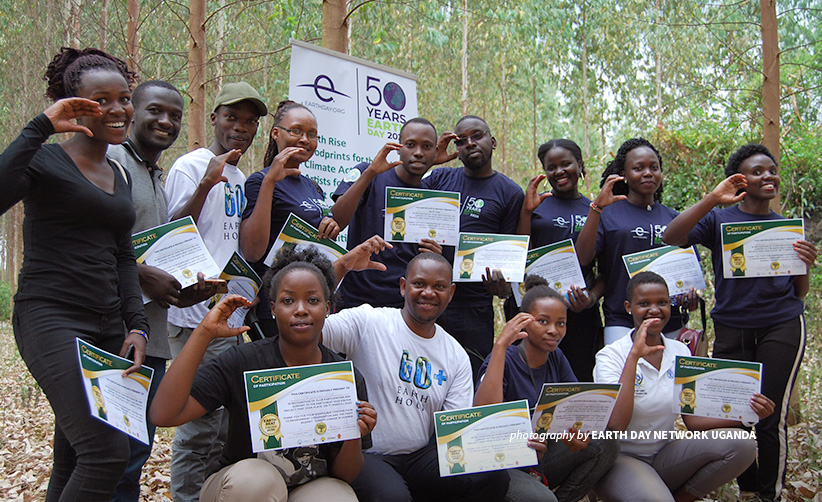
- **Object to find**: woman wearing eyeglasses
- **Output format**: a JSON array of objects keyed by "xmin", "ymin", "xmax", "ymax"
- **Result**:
[{"xmin": 240, "ymin": 100, "xmax": 341, "ymax": 333}]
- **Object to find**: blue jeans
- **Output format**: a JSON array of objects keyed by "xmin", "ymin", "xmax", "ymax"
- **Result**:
[
  {"xmin": 14, "ymin": 300, "xmax": 130, "ymax": 502},
  {"xmin": 111, "ymin": 355, "xmax": 167, "ymax": 502}
]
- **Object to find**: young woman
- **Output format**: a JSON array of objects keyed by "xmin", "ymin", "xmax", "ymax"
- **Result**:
[
  {"xmin": 575, "ymin": 138, "xmax": 695, "ymax": 344},
  {"xmin": 517, "ymin": 139, "xmax": 604, "ymax": 380},
  {"xmin": 151, "ymin": 246, "xmax": 376, "ymax": 501},
  {"xmin": 593, "ymin": 272, "xmax": 774, "ymax": 501},
  {"xmin": 663, "ymin": 144, "xmax": 817, "ymax": 502},
  {"xmin": 240, "ymin": 100, "xmax": 341, "ymax": 332},
  {"xmin": 0, "ymin": 47, "xmax": 146, "ymax": 501},
  {"xmin": 475, "ymin": 275, "xmax": 619, "ymax": 502}
]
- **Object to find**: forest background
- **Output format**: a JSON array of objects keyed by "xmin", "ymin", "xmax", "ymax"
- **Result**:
[{"xmin": 0, "ymin": 0, "xmax": 821, "ymax": 500}]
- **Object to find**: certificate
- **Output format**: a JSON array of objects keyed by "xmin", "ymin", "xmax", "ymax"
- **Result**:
[
  {"xmin": 434, "ymin": 400, "xmax": 537, "ymax": 477},
  {"xmin": 525, "ymin": 239, "xmax": 587, "ymax": 293},
  {"xmin": 532, "ymin": 383, "xmax": 621, "ymax": 434},
  {"xmin": 673, "ymin": 355, "xmax": 762, "ymax": 423},
  {"xmin": 132, "ymin": 216, "xmax": 221, "ymax": 301},
  {"xmin": 384, "ymin": 187, "xmax": 460, "ymax": 245},
  {"xmin": 76, "ymin": 339, "xmax": 154, "ymax": 444},
  {"xmin": 622, "ymin": 245, "xmax": 706, "ymax": 296},
  {"xmin": 207, "ymin": 252, "xmax": 262, "ymax": 328},
  {"xmin": 453, "ymin": 233, "xmax": 529, "ymax": 282},
  {"xmin": 244, "ymin": 361, "xmax": 360, "ymax": 452},
  {"xmin": 264, "ymin": 213, "xmax": 348, "ymax": 267},
  {"xmin": 721, "ymin": 219, "xmax": 806, "ymax": 278}
]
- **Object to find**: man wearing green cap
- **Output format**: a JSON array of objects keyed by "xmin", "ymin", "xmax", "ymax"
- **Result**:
[{"xmin": 164, "ymin": 81, "xmax": 268, "ymax": 502}]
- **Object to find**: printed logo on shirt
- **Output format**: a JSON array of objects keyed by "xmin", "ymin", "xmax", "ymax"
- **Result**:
[
  {"xmin": 653, "ymin": 224, "xmax": 667, "ymax": 246},
  {"xmin": 463, "ymin": 197, "xmax": 485, "ymax": 219},
  {"xmin": 395, "ymin": 350, "xmax": 448, "ymax": 412},
  {"xmin": 552, "ymin": 216, "xmax": 570, "ymax": 229},
  {"xmin": 630, "ymin": 224, "xmax": 667, "ymax": 245},
  {"xmin": 666, "ymin": 369, "xmax": 674, "ymax": 379},
  {"xmin": 224, "ymin": 183, "xmax": 246, "ymax": 217},
  {"xmin": 634, "ymin": 371, "xmax": 647, "ymax": 397},
  {"xmin": 343, "ymin": 169, "xmax": 361, "ymax": 183},
  {"xmin": 573, "ymin": 214, "xmax": 587, "ymax": 233},
  {"xmin": 300, "ymin": 198, "xmax": 330, "ymax": 215}
]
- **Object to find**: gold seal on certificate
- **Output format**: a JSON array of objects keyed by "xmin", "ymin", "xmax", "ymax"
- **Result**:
[
  {"xmin": 573, "ymin": 421, "xmax": 583, "ymax": 430},
  {"xmin": 391, "ymin": 216, "xmax": 406, "ymax": 236},
  {"xmin": 259, "ymin": 413, "xmax": 283, "ymax": 442},
  {"xmin": 679, "ymin": 388, "xmax": 696, "ymax": 408},
  {"xmin": 315, "ymin": 422, "xmax": 327, "ymax": 435},
  {"xmin": 771, "ymin": 261, "xmax": 780, "ymax": 271},
  {"xmin": 722, "ymin": 403, "xmax": 732, "ymax": 414},
  {"xmin": 730, "ymin": 252, "xmax": 746, "ymax": 273},
  {"xmin": 92, "ymin": 385, "xmax": 107, "ymax": 415},
  {"xmin": 459, "ymin": 258, "xmax": 474, "ymax": 278},
  {"xmin": 446, "ymin": 445, "xmax": 466, "ymax": 469},
  {"xmin": 428, "ymin": 229, "xmax": 437, "ymax": 238},
  {"xmin": 537, "ymin": 412, "xmax": 553, "ymax": 430}
]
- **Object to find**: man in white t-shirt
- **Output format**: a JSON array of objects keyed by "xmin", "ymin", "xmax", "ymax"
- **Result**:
[
  {"xmin": 164, "ymin": 82, "xmax": 267, "ymax": 502},
  {"xmin": 323, "ymin": 253, "xmax": 509, "ymax": 501}
]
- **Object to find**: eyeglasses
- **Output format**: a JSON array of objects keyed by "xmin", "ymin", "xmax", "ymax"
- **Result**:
[
  {"xmin": 454, "ymin": 130, "xmax": 490, "ymax": 147},
  {"xmin": 277, "ymin": 126, "xmax": 318, "ymax": 140}
]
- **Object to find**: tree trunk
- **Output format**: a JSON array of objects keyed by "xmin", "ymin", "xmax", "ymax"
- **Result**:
[
  {"xmin": 322, "ymin": 0, "xmax": 348, "ymax": 53},
  {"xmin": 188, "ymin": 0, "xmax": 207, "ymax": 150},
  {"xmin": 500, "ymin": 51, "xmax": 507, "ymax": 175},
  {"xmin": 126, "ymin": 0, "xmax": 140, "ymax": 71},
  {"xmin": 655, "ymin": 0, "xmax": 663, "ymax": 127},
  {"xmin": 461, "ymin": 0, "xmax": 469, "ymax": 116},
  {"xmin": 100, "ymin": 0, "xmax": 108, "ymax": 50},
  {"xmin": 215, "ymin": 0, "xmax": 226, "ymax": 89},
  {"xmin": 581, "ymin": 1, "xmax": 590, "ymax": 191},
  {"xmin": 760, "ymin": 0, "xmax": 780, "ymax": 212}
]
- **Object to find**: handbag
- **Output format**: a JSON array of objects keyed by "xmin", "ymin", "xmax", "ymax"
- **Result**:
[{"xmin": 676, "ymin": 297, "xmax": 708, "ymax": 357}]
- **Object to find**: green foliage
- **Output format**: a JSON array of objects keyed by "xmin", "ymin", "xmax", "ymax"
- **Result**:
[{"xmin": 0, "ymin": 281, "xmax": 11, "ymax": 320}]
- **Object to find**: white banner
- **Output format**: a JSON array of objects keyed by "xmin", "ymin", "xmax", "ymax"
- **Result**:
[{"xmin": 288, "ymin": 40, "xmax": 419, "ymax": 246}]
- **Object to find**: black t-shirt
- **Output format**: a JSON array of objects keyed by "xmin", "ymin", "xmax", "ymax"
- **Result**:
[{"xmin": 190, "ymin": 336, "xmax": 370, "ymax": 477}]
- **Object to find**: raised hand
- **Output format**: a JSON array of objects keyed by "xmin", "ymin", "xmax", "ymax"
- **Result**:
[
  {"xmin": 203, "ymin": 149, "xmax": 242, "ymax": 187},
  {"xmin": 434, "ymin": 132, "xmax": 458, "ymax": 165},
  {"xmin": 496, "ymin": 312, "xmax": 534, "ymax": 347},
  {"xmin": 44, "ymin": 98, "xmax": 103, "ymax": 137},
  {"xmin": 709, "ymin": 173, "xmax": 747, "ymax": 205},
  {"xmin": 628, "ymin": 318, "xmax": 665, "ymax": 360},
  {"xmin": 198, "ymin": 295, "xmax": 252, "ymax": 340},
  {"xmin": 482, "ymin": 267, "xmax": 512, "ymax": 298},
  {"xmin": 265, "ymin": 146, "xmax": 305, "ymax": 183},
  {"xmin": 367, "ymin": 143, "xmax": 402, "ymax": 174},
  {"xmin": 594, "ymin": 174, "xmax": 628, "ymax": 209},
  {"xmin": 523, "ymin": 174, "xmax": 552, "ymax": 213}
]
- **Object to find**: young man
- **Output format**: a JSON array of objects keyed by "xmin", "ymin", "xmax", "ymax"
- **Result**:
[
  {"xmin": 330, "ymin": 118, "xmax": 444, "ymax": 309},
  {"xmin": 163, "ymin": 81, "xmax": 267, "ymax": 502},
  {"xmin": 424, "ymin": 115, "xmax": 525, "ymax": 378},
  {"xmin": 108, "ymin": 81, "xmax": 214, "ymax": 502},
  {"xmin": 322, "ymin": 253, "xmax": 509, "ymax": 501}
]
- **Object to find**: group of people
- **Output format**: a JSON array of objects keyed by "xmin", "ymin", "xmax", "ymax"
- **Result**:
[{"xmin": 0, "ymin": 45, "xmax": 816, "ymax": 502}]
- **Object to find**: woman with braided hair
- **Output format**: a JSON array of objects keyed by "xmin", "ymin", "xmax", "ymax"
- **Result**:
[
  {"xmin": 574, "ymin": 138, "xmax": 697, "ymax": 345},
  {"xmin": 0, "ymin": 47, "xmax": 147, "ymax": 501},
  {"xmin": 240, "ymin": 100, "xmax": 342, "ymax": 333}
]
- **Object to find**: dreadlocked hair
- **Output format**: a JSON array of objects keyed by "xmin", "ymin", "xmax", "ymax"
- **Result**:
[
  {"xmin": 725, "ymin": 144, "xmax": 776, "ymax": 178},
  {"xmin": 262, "ymin": 100, "xmax": 315, "ymax": 167},
  {"xmin": 263, "ymin": 245, "xmax": 336, "ymax": 310},
  {"xmin": 600, "ymin": 137, "xmax": 664, "ymax": 203},
  {"xmin": 537, "ymin": 139, "xmax": 586, "ymax": 176},
  {"xmin": 44, "ymin": 47, "xmax": 137, "ymax": 102}
]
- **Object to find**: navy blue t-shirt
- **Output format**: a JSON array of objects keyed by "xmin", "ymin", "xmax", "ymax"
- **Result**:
[
  {"xmin": 595, "ymin": 199, "xmax": 683, "ymax": 331},
  {"xmin": 331, "ymin": 162, "xmax": 421, "ymax": 308},
  {"xmin": 477, "ymin": 345, "xmax": 577, "ymax": 409},
  {"xmin": 242, "ymin": 171, "xmax": 328, "ymax": 318},
  {"xmin": 531, "ymin": 194, "xmax": 595, "ymax": 283},
  {"xmin": 686, "ymin": 205, "xmax": 804, "ymax": 328},
  {"xmin": 423, "ymin": 167, "xmax": 524, "ymax": 307}
]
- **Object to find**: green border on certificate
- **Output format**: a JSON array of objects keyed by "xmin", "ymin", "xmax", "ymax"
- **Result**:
[
  {"xmin": 244, "ymin": 361, "xmax": 359, "ymax": 452},
  {"xmin": 673, "ymin": 355, "xmax": 761, "ymax": 423},
  {"xmin": 720, "ymin": 219, "xmax": 806, "ymax": 278},
  {"xmin": 622, "ymin": 245, "xmax": 706, "ymax": 296},
  {"xmin": 434, "ymin": 400, "xmax": 537, "ymax": 476},
  {"xmin": 384, "ymin": 187, "xmax": 460, "ymax": 245},
  {"xmin": 532, "ymin": 383, "xmax": 621, "ymax": 434},
  {"xmin": 208, "ymin": 252, "xmax": 262, "ymax": 328},
  {"xmin": 77, "ymin": 339, "xmax": 154, "ymax": 444},
  {"xmin": 453, "ymin": 232, "xmax": 529, "ymax": 282},
  {"xmin": 264, "ymin": 213, "xmax": 347, "ymax": 267}
]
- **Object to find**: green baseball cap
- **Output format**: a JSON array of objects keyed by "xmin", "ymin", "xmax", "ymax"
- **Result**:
[{"xmin": 212, "ymin": 82, "xmax": 268, "ymax": 116}]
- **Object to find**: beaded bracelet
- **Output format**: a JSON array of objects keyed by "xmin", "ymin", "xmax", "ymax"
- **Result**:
[
  {"xmin": 130, "ymin": 329, "xmax": 149, "ymax": 342},
  {"xmin": 590, "ymin": 201, "xmax": 603, "ymax": 214}
]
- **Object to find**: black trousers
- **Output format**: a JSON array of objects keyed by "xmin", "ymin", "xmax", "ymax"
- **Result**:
[{"xmin": 13, "ymin": 300, "xmax": 130, "ymax": 502}]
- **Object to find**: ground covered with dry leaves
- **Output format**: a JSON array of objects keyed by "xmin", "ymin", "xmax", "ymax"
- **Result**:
[{"xmin": 0, "ymin": 320, "xmax": 820, "ymax": 501}]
